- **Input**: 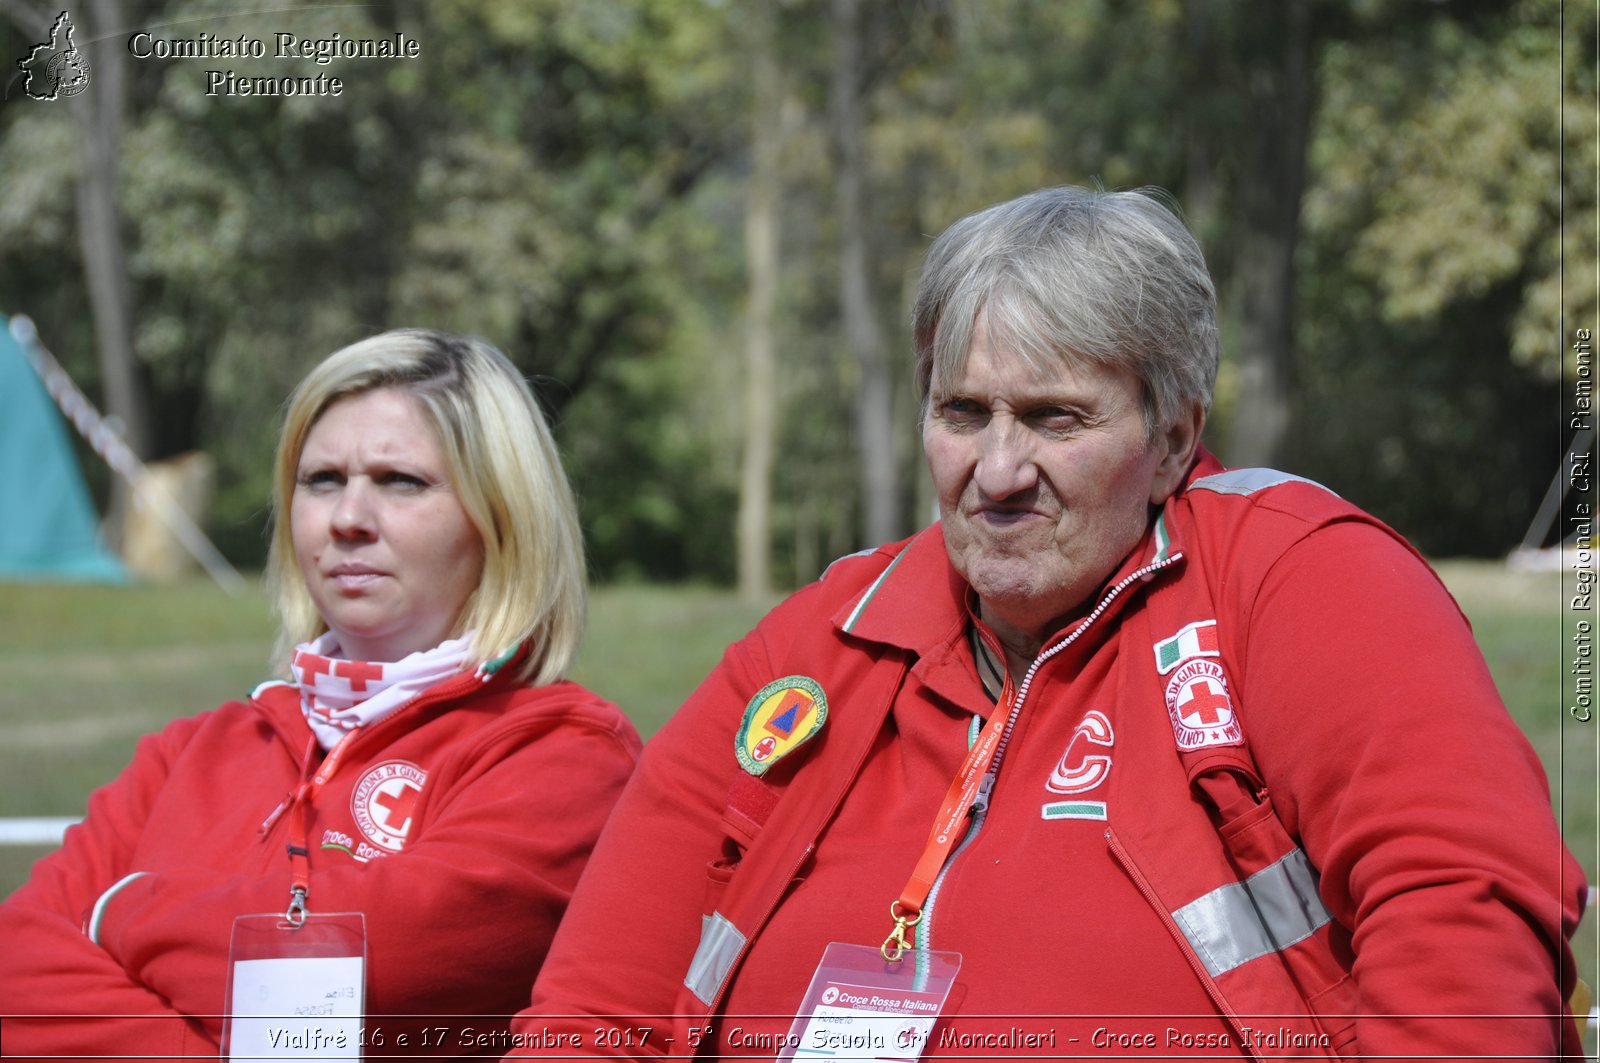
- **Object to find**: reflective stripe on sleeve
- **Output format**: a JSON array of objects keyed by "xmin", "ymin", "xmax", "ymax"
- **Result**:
[
  {"xmin": 1189, "ymin": 468, "xmax": 1333, "ymax": 498},
  {"xmin": 1171, "ymin": 848, "xmax": 1330, "ymax": 978},
  {"xmin": 684, "ymin": 910, "xmax": 746, "ymax": 1005}
]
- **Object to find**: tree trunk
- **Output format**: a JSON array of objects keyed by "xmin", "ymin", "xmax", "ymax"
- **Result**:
[
  {"xmin": 831, "ymin": 0, "xmax": 900, "ymax": 548},
  {"xmin": 736, "ymin": 3, "xmax": 782, "ymax": 601},
  {"xmin": 1224, "ymin": 0, "xmax": 1313, "ymax": 468},
  {"xmin": 1183, "ymin": 0, "xmax": 1220, "ymax": 243},
  {"xmin": 1, "ymin": 0, "xmax": 146, "ymax": 546},
  {"xmin": 74, "ymin": 0, "xmax": 148, "ymax": 548}
]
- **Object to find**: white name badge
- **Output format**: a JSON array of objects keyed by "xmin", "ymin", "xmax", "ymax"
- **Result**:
[
  {"xmin": 779, "ymin": 943, "xmax": 961, "ymax": 1063},
  {"xmin": 223, "ymin": 913, "xmax": 367, "ymax": 1061}
]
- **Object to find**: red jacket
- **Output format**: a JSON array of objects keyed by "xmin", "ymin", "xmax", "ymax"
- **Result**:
[
  {"xmin": 0, "ymin": 662, "xmax": 641, "ymax": 1059},
  {"xmin": 516, "ymin": 453, "xmax": 1583, "ymax": 1059}
]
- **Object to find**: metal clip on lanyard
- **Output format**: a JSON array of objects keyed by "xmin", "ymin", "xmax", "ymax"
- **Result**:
[
  {"xmin": 284, "ymin": 884, "xmax": 308, "ymax": 928},
  {"xmin": 281, "ymin": 730, "xmax": 362, "ymax": 930},
  {"xmin": 284, "ymin": 781, "xmax": 313, "ymax": 929}
]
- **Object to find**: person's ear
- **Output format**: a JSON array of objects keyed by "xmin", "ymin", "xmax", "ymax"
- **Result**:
[{"xmin": 1149, "ymin": 402, "xmax": 1205, "ymax": 505}]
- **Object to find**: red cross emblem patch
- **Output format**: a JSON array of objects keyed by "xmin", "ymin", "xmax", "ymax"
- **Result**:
[
  {"xmin": 350, "ymin": 760, "xmax": 428, "ymax": 853},
  {"xmin": 1164, "ymin": 659, "xmax": 1243, "ymax": 751}
]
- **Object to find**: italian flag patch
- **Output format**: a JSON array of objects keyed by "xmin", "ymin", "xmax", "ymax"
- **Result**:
[{"xmin": 1154, "ymin": 619, "xmax": 1220, "ymax": 674}]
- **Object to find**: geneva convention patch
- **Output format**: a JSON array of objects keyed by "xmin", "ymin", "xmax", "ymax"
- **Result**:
[
  {"xmin": 736, "ymin": 675, "xmax": 828, "ymax": 776},
  {"xmin": 1164, "ymin": 658, "xmax": 1243, "ymax": 751}
]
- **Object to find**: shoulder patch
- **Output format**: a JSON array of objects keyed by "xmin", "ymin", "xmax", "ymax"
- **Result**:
[
  {"xmin": 1189, "ymin": 468, "xmax": 1335, "ymax": 498},
  {"xmin": 1153, "ymin": 619, "xmax": 1220, "ymax": 674},
  {"xmin": 736, "ymin": 675, "xmax": 828, "ymax": 776},
  {"xmin": 1164, "ymin": 659, "xmax": 1244, "ymax": 751}
]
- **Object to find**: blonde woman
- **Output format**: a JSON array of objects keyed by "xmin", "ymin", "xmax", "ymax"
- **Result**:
[{"xmin": 0, "ymin": 330, "xmax": 640, "ymax": 1056}]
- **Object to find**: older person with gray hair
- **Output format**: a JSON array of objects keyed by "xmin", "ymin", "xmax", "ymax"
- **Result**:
[{"xmin": 515, "ymin": 186, "xmax": 1582, "ymax": 1060}]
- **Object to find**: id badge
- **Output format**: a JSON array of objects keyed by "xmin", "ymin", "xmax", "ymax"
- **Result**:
[
  {"xmin": 778, "ymin": 942, "xmax": 961, "ymax": 1062},
  {"xmin": 222, "ymin": 912, "xmax": 367, "ymax": 1061}
]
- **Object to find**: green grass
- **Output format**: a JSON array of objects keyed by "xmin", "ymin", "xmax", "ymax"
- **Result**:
[
  {"xmin": 1, "ymin": 565, "xmax": 1593, "ymax": 1000},
  {"xmin": 570, "ymin": 582, "xmax": 778, "ymax": 737},
  {"xmin": 0, "ymin": 580, "xmax": 280, "ymax": 819},
  {"xmin": 1434, "ymin": 562, "xmax": 1596, "ymax": 863}
]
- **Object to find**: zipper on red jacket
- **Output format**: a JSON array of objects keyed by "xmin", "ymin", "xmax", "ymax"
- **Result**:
[
  {"xmin": 918, "ymin": 551, "xmax": 1184, "ymax": 951},
  {"xmin": 919, "ymin": 770, "xmax": 993, "ymax": 948},
  {"xmin": 1104, "ymin": 826, "xmax": 1258, "ymax": 1059}
]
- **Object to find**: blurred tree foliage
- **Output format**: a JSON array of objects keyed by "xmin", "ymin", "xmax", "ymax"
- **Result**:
[
  {"xmin": 1292, "ymin": 0, "xmax": 1587, "ymax": 552},
  {"xmin": 0, "ymin": 0, "xmax": 1583, "ymax": 582}
]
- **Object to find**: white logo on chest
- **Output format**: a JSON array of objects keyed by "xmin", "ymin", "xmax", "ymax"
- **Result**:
[{"xmin": 1046, "ymin": 710, "xmax": 1115, "ymax": 794}]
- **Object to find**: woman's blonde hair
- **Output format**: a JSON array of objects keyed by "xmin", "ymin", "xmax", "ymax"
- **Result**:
[{"xmin": 266, "ymin": 329, "xmax": 585, "ymax": 686}]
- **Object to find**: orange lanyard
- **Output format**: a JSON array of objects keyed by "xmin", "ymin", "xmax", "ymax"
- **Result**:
[
  {"xmin": 283, "ymin": 729, "xmax": 363, "ymax": 926},
  {"xmin": 882, "ymin": 631, "xmax": 1017, "ymax": 960}
]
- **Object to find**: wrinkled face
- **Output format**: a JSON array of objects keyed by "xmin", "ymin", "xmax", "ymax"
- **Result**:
[
  {"xmin": 292, "ymin": 387, "xmax": 484, "ymax": 663},
  {"xmin": 923, "ymin": 312, "xmax": 1188, "ymax": 651}
]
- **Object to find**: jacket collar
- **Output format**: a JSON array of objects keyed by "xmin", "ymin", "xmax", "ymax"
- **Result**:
[
  {"xmin": 827, "ymin": 446, "xmax": 1224, "ymax": 691},
  {"xmin": 831, "ymin": 525, "xmax": 969, "ymax": 657}
]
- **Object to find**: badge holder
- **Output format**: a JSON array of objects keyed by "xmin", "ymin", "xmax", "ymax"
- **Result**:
[
  {"xmin": 778, "ymin": 942, "xmax": 961, "ymax": 1063},
  {"xmin": 222, "ymin": 911, "xmax": 367, "ymax": 1061}
]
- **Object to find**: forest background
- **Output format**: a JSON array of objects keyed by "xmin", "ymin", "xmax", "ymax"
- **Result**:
[
  {"xmin": 0, "ymin": 0, "xmax": 1592, "ymax": 594},
  {"xmin": 0, "ymin": 0, "xmax": 1597, "ymax": 1011}
]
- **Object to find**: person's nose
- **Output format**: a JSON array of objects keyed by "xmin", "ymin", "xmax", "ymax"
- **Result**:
[
  {"xmin": 973, "ymin": 417, "xmax": 1039, "ymax": 500},
  {"xmin": 329, "ymin": 480, "xmax": 377, "ymax": 540}
]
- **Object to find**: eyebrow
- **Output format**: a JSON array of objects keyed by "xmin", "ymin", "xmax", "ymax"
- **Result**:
[{"xmin": 934, "ymin": 381, "xmax": 1100, "ymax": 407}]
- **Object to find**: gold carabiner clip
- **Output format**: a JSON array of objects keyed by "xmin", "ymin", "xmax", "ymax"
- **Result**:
[{"xmin": 880, "ymin": 901, "xmax": 921, "ymax": 962}]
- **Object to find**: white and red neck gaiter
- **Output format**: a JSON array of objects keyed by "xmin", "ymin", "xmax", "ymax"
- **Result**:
[{"xmin": 290, "ymin": 632, "xmax": 473, "ymax": 750}]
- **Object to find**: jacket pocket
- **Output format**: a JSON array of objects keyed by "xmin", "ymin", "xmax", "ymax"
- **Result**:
[
  {"xmin": 705, "ymin": 854, "xmax": 739, "ymax": 914},
  {"xmin": 1306, "ymin": 974, "xmax": 1359, "ymax": 1060}
]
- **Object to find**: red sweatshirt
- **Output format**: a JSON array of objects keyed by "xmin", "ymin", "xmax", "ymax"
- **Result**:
[
  {"xmin": 514, "ymin": 454, "xmax": 1583, "ymax": 1060},
  {"xmin": 0, "ymin": 664, "xmax": 640, "ymax": 1059}
]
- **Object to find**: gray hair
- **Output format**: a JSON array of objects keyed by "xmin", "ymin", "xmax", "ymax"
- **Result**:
[{"xmin": 913, "ymin": 186, "xmax": 1218, "ymax": 436}]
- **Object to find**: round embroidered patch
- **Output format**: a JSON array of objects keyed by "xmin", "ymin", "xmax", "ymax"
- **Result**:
[
  {"xmin": 1164, "ymin": 659, "xmax": 1243, "ymax": 751},
  {"xmin": 350, "ymin": 759, "xmax": 427, "ymax": 853},
  {"xmin": 736, "ymin": 675, "xmax": 828, "ymax": 776}
]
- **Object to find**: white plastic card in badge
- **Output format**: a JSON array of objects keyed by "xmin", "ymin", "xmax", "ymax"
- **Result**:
[
  {"xmin": 778, "ymin": 942, "xmax": 961, "ymax": 1063},
  {"xmin": 223, "ymin": 912, "xmax": 366, "ymax": 1061}
]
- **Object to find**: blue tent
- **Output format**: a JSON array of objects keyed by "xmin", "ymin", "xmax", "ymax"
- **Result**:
[{"xmin": 0, "ymin": 314, "xmax": 127, "ymax": 582}]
